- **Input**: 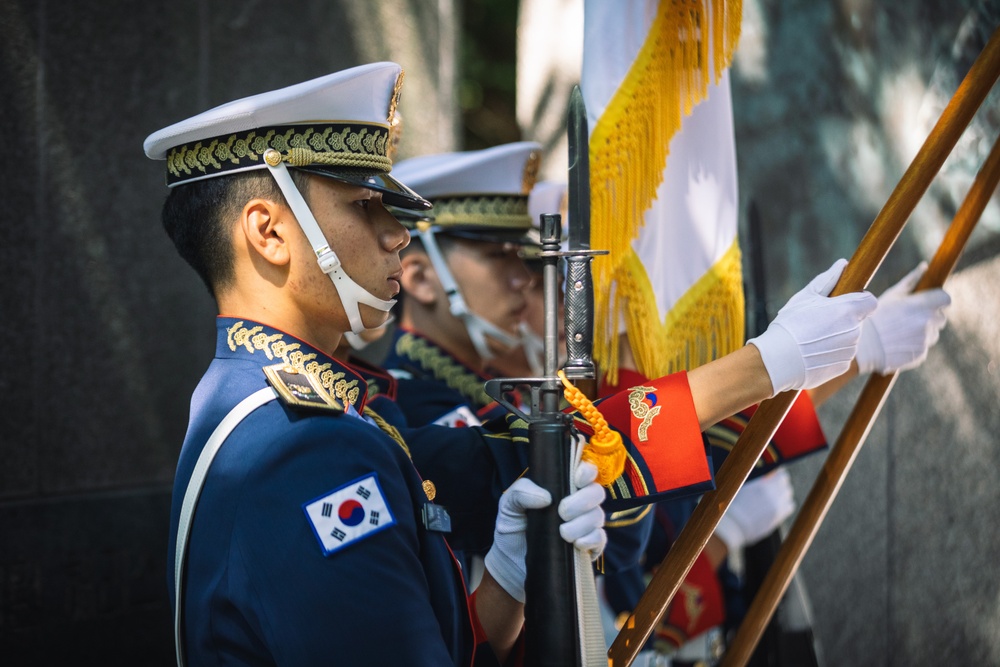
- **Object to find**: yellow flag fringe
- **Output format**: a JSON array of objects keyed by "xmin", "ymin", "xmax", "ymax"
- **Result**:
[
  {"xmin": 590, "ymin": 0, "xmax": 743, "ymax": 383},
  {"xmin": 620, "ymin": 240, "xmax": 744, "ymax": 378}
]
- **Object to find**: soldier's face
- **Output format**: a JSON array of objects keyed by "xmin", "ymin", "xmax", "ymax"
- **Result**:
[
  {"xmin": 290, "ymin": 176, "xmax": 410, "ymax": 332},
  {"xmin": 444, "ymin": 238, "xmax": 531, "ymax": 351}
]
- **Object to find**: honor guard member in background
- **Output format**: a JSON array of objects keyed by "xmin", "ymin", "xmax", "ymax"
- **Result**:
[
  {"xmin": 377, "ymin": 143, "xmax": 879, "ymax": 602},
  {"xmin": 489, "ymin": 180, "xmax": 569, "ymax": 380},
  {"xmin": 381, "ymin": 144, "xmax": 659, "ymax": 585},
  {"xmin": 379, "ymin": 142, "xmax": 834, "ymax": 523},
  {"xmin": 144, "ymin": 62, "xmax": 609, "ymax": 666},
  {"xmin": 385, "ymin": 142, "xmax": 541, "ymax": 426}
]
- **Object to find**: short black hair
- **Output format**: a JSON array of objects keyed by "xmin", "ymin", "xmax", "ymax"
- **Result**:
[{"xmin": 161, "ymin": 168, "xmax": 310, "ymax": 297}]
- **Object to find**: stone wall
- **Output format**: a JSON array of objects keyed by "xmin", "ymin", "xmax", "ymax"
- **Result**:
[
  {"xmin": 736, "ymin": 3, "xmax": 1000, "ymax": 664},
  {"xmin": 0, "ymin": 1, "xmax": 456, "ymax": 662}
]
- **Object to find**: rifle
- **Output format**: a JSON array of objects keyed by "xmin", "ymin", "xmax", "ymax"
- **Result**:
[{"xmin": 485, "ymin": 86, "xmax": 607, "ymax": 666}]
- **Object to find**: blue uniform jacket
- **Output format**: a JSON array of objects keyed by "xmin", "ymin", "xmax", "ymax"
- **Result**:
[{"xmin": 168, "ymin": 318, "xmax": 492, "ymax": 666}]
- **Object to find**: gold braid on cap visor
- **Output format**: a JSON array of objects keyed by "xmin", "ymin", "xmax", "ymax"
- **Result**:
[
  {"xmin": 165, "ymin": 123, "xmax": 391, "ymax": 185},
  {"xmin": 427, "ymin": 195, "xmax": 531, "ymax": 229}
]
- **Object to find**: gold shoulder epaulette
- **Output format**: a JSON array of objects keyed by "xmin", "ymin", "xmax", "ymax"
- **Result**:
[{"xmin": 263, "ymin": 364, "xmax": 344, "ymax": 413}]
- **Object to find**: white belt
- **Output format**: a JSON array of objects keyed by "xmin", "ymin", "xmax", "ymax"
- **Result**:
[{"xmin": 173, "ymin": 387, "xmax": 278, "ymax": 667}]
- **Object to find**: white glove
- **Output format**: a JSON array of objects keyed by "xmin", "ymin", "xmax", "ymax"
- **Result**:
[
  {"xmin": 748, "ymin": 259, "xmax": 878, "ymax": 395},
  {"xmin": 557, "ymin": 461, "xmax": 608, "ymax": 558},
  {"xmin": 714, "ymin": 468, "xmax": 796, "ymax": 552},
  {"xmin": 855, "ymin": 262, "xmax": 951, "ymax": 375},
  {"xmin": 484, "ymin": 462, "xmax": 607, "ymax": 602}
]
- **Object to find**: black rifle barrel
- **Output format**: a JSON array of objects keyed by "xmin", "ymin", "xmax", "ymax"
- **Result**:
[
  {"xmin": 525, "ymin": 419, "xmax": 578, "ymax": 665},
  {"xmin": 524, "ymin": 213, "xmax": 580, "ymax": 666}
]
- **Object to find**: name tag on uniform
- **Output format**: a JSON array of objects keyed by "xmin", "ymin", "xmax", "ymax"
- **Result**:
[
  {"xmin": 303, "ymin": 474, "xmax": 395, "ymax": 556},
  {"xmin": 421, "ymin": 503, "xmax": 452, "ymax": 533}
]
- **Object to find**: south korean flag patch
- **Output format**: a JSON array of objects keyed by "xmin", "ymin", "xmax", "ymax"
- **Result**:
[
  {"xmin": 303, "ymin": 474, "xmax": 395, "ymax": 556},
  {"xmin": 433, "ymin": 405, "xmax": 482, "ymax": 428}
]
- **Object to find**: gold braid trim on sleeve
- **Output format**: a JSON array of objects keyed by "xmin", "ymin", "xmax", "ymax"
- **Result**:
[{"xmin": 363, "ymin": 407, "xmax": 411, "ymax": 458}]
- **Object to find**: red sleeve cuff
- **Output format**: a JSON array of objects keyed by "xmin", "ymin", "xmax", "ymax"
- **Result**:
[
  {"xmin": 596, "ymin": 372, "xmax": 713, "ymax": 503},
  {"xmin": 768, "ymin": 390, "xmax": 827, "ymax": 462},
  {"xmin": 656, "ymin": 550, "xmax": 726, "ymax": 648},
  {"xmin": 716, "ymin": 391, "xmax": 827, "ymax": 475}
]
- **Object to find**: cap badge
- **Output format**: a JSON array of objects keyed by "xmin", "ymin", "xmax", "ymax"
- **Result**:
[
  {"xmin": 387, "ymin": 69, "xmax": 405, "ymax": 123},
  {"xmin": 521, "ymin": 150, "xmax": 541, "ymax": 194}
]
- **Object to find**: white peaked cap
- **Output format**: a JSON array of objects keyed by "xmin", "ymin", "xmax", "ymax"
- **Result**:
[
  {"xmin": 392, "ymin": 141, "xmax": 541, "ymax": 198},
  {"xmin": 143, "ymin": 62, "xmax": 427, "ymax": 209},
  {"xmin": 528, "ymin": 180, "xmax": 568, "ymax": 225},
  {"xmin": 391, "ymin": 142, "xmax": 542, "ymax": 240}
]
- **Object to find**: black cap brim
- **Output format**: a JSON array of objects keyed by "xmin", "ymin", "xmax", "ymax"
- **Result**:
[
  {"xmin": 294, "ymin": 165, "xmax": 432, "ymax": 211},
  {"xmin": 437, "ymin": 226, "xmax": 538, "ymax": 247},
  {"xmin": 383, "ymin": 204, "xmax": 434, "ymax": 226},
  {"xmin": 379, "ymin": 214, "xmax": 538, "ymax": 248}
]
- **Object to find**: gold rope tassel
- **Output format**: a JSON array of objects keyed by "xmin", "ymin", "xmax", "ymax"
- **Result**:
[
  {"xmin": 590, "ymin": 0, "xmax": 743, "ymax": 384},
  {"xmin": 558, "ymin": 371, "xmax": 625, "ymax": 486}
]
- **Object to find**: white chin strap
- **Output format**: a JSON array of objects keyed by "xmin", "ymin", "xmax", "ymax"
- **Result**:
[
  {"xmin": 518, "ymin": 322, "xmax": 545, "ymax": 376},
  {"xmin": 418, "ymin": 228, "xmax": 521, "ymax": 362},
  {"xmin": 267, "ymin": 162, "xmax": 395, "ymax": 335},
  {"xmin": 344, "ymin": 316, "xmax": 395, "ymax": 351}
]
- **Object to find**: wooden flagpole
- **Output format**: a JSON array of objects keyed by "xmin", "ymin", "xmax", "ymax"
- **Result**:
[
  {"xmin": 721, "ymin": 128, "xmax": 1000, "ymax": 667},
  {"xmin": 608, "ymin": 24, "xmax": 1000, "ymax": 667}
]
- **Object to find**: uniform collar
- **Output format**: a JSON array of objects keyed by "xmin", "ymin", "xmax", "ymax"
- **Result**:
[
  {"xmin": 390, "ymin": 328, "xmax": 494, "ymax": 410},
  {"xmin": 217, "ymin": 317, "xmax": 369, "ymax": 414},
  {"xmin": 346, "ymin": 354, "xmax": 398, "ymax": 402}
]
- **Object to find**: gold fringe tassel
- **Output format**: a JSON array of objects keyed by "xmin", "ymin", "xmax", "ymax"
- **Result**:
[
  {"xmin": 619, "ymin": 240, "xmax": 744, "ymax": 379},
  {"xmin": 590, "ymin": 0, "xmax": 743, "ymax": 384}
]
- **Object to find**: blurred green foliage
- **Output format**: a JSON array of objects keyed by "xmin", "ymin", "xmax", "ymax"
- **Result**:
[{"xmin": 459, "ymin": 0, "xmax": 521, "ymax": 149}]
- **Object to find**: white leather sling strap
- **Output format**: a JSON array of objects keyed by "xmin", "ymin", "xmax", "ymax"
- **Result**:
[
  {"xmin": 266, "ymin": 158, "xmax": 396, "ymax": 335},
  {"xmin": 568, "ymin": 434, "xmax": 611, "ymax": 667},
  {"xmin": 417, "ymin": 227, "xmax": 521, "ymax": 361},
  {"xmin": 173, "ymin": 386, "xmax": 278, "ymax": 667}
]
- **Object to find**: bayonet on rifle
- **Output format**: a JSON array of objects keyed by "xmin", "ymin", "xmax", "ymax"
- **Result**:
[{"xmin": 563, "ymin": 86, "xmax": 596, "ymax": 389}]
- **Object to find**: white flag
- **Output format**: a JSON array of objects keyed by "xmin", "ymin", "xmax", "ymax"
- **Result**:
[{"xmin": 582, "ymin": 0, "xmax": 744, "ymax": 382}]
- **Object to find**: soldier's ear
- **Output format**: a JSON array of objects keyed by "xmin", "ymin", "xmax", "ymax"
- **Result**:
[
  {"xmin": 241, "ymin": 198, "xmax": 291, "ymax": 267},
  {"xmin": 400, "ymin": 252, "xmax": 438, "ymax": 306}
]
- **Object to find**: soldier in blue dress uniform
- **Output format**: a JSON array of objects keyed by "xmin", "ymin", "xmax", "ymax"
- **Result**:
[{"xmin": 144, "ymin": 63, "xmax": 610, "ymax": 666}]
